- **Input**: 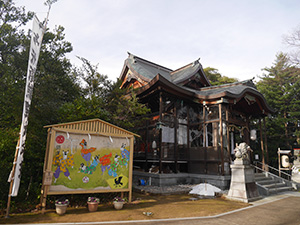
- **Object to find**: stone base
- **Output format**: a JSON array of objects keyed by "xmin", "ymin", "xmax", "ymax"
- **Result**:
[
  {"xmin": 225, "ymin": 195, "xmax": 262, "ymax": 203},
  {"xmin": 133, "ymin": 171, "xmax": 231, "ymax": 190},
  {"xmin": 226, "ymin": 159, "xmax": 261, "ymax": 203}
]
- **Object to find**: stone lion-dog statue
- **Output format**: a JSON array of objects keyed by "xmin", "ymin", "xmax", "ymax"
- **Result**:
[{"xmin": 234, "ymin": 142, "xmax": 253, "ymax": 162}]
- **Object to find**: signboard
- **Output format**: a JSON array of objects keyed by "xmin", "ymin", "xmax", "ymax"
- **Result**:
[
  {"xmin": 40, "ymin": 119, "xmax": 137, "ymax": 212},
  {"xmin": 48, "ymin": 131, "xmax": 131, "ymax": 194}
]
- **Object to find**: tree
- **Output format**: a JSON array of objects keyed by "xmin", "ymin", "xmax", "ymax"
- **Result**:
[
  {"xmin": 59, "ymin": 58, "xmax": 150, "ymax": 131},
  {"xmin": 284, "ymin": 25, "xmax": 300, "ymax": 65},
  {"xmin": 0, "ymin": 0, "xmax": 81, "ymax": 203},
  {"xmin": 105, "ymin": 79, "xmax": 150, "ymax": 130},
  {"xmin": 0, "ymin": 0, "xmax": 33, "ymax": 64},
  {"xmin": 256, "ymin": 53, "xmax": 300, "ymax": 152},
  {"xmin": 75, "ymin": 57, "xmax": 111, "ymax": 99},
  {"xmin": 0, "ymin": 0, "xmax": 34, "ymax": 128},
  {"xmin": 203, "ymin": 67, "xmax": 238, "ymax": 85},
  {"xmin": 0, "ymin": 0, "xmax": 34, "ymax": 203}
]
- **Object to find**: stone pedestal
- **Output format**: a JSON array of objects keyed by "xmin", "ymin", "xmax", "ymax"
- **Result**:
[{"xmin": 226, "ymin": 159, "xmax": 261, "ymax": 203}]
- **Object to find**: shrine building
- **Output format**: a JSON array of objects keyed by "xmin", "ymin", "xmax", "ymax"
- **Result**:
[{"xmin": 119, "ymin": 53, "xmax": 274, "ymax": 189}]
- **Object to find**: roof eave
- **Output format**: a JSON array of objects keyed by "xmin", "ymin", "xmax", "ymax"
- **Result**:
[
  {"xmin": 194, "ymin": 88, "xmax": 275, "ymax": 114},
  {"xmin": 135, "ymin": 74, "xmax": 196, "ymax": 99}
]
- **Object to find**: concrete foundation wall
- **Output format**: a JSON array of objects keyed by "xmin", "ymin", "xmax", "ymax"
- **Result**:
[{"xmin": 133, "ymin": 171, "xmax": 231, "ymax": 190}]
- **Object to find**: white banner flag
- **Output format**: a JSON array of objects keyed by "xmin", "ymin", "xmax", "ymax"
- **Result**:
[{"xmin": 11, "ymin": 16, "xmax": 44, "ymax": 196}]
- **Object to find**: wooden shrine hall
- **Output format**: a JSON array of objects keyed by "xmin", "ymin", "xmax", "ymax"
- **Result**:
[{"xmin": 119, "ymin": 53, "xmax": 274, "ymax": 188}]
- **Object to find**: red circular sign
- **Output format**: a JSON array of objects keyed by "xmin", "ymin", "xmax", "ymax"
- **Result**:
[{"xmin": 56, "ymin": 135, "xmax": 65, "ymax": 144}]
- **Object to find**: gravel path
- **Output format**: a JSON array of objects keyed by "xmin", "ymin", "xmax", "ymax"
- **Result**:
[{"xmin": 133, "ymin": 184, "xmax": 195, "ymax": 194}]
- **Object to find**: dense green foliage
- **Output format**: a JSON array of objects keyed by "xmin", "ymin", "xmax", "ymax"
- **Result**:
[
  {"xmin": 58, "ymin": 57, "xmax": 150, "ymax": 128},
  {"xmin": 256, "ymin": 53, "xmax": 300, "ymax": 165},
  {"xmin": 0, "ymin": 0, "xmax": 149, "ymax": 210},
  {"xmin": 203, "ymin": 67, "xmax": 239, "ymax": 85}
]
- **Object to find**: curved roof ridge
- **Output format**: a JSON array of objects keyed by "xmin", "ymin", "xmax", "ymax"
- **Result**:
[
  {"xmin": 128, "ymin": 52, "xmax": 173, "ymax": 73},
  {"xmin": 199, "ymin": 78, "xmax": 256, "ymax": 91},
  {"xmin": 170, "ymin": 58, "xmax": 201, "ymax": 75}
]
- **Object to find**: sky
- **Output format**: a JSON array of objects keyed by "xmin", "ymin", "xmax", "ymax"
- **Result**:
[{"xmin": 18, "ymin": 0, "xmax": 300, "ymax": 82}]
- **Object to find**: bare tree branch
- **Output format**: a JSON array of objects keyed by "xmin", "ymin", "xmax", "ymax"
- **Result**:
[{"xmin": 283, "ymin": 25, "xmax": 300, "ymax": 65}]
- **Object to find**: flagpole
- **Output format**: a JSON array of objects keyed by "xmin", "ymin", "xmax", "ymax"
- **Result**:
[
  {"xmin": 5, "ymin": 139, "xmax": 20, "ymax": 218},
  {"xmin": 43, "ymin": 1, "xmax": 51, "ymax": 34}
]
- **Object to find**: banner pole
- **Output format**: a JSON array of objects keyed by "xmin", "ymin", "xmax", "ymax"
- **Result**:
[{"xmin": 5, "ymin": 138, "xmax": 20, "ymax": 218}]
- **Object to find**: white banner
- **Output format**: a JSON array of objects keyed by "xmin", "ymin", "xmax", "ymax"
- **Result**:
[{"xmin": 11, "ymin": 16, "xmax": 44, "ymax": 196}]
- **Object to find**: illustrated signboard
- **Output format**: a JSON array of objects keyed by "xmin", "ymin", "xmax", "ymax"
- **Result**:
[
  {"xmin": 40, "ymin": 119, "xmax": 137, "ymax": 211},
  {"xmin": 50, "ymin": 132, "xmax": 130, "ymax": 192}
]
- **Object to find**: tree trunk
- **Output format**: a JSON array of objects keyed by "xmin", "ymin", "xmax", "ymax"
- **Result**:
[{"xmin": 284, "ymin": 111, "xmax": 291, "ymax": 148}]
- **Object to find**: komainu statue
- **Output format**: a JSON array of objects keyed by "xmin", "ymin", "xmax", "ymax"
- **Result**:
[{"xmin": 234, "ymin": 142, "xmax": 253, "ymax": 162}]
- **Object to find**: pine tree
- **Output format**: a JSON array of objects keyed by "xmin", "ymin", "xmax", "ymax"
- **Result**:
[{"xmin": 257, "ymin": 53, "xmax": 300, "ymax": 151}]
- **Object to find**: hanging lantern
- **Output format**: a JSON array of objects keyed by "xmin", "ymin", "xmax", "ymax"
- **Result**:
[
  {"xmin": 152, "ymin": 140, "xmax": 157, "ymax": 149},
  {"xmin": 250, "ymin": 129, "xmax": 257, "ymax": 141}
]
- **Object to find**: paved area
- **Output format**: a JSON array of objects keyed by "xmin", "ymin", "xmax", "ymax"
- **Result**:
[{"xmin": 8, "ymin": 191, "xmax": 300, "ymax": 225}]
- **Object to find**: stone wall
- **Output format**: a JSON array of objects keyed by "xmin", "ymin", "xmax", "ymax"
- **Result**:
[{"xmin": 133, "ymin": 171, "xmax": 231, "ymax": 190}]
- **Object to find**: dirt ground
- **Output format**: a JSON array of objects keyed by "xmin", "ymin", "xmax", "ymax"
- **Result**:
[{"xmin": 0, "ymin": 193, "xmax": 249, "ymax": 224}]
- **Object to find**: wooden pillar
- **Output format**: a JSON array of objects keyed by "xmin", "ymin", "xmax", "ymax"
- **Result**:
[
  {"xmin": 259, "ymin": 119, "xmax": 265, "ymax": 170},
  {"xmin": 263, "ymin": 117, "xmax": 269, "ymax": 166},
  {"xmin": 174, "ymin": 101, "xmax": 178, "ymax": 173},
  {"xmin": 41, "ymin": 128, "xmax": 57, "ymax": 213},
  {"xmin": 278, "ymin": 149, "xmax": 281, "ymax": 177},
  {"xmin": 219, "ymin": 104, "xmax": 224, "ymax": 175},
  {"xmin": 245, "ymin": 119, "xmax": 250, "ymax": 145},
  {"xmin": 159, "ymin": 90, "xmax": 163, "ymax": 174},
  {"xmin": 226, "ymin": 107, "xmax": 231, "ymax": 162},
  {"xmin": 203, "ymin": 104, "xmax": 207, "ymax": 173},
  {"xmin": 186, "ymin": 104, "xmax": 190, "ymax": 173},
  {"xmin": 128, "ymin": 136, "xmax": 134, "ymax": 203},
  {"xmin": 245, "ymin": 118, "xmax": 252, "ymax": 163},
  {"xmin": 145, "ymin": 120, "xmax": 149, "ymax": 171},
  {"xmin": 40, "ymin": 128, "xmax": 51, "ymax": 214}
]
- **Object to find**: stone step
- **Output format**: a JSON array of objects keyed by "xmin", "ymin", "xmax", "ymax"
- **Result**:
[
  {"xmin": 254, "ymin": 176, "xmax": 273, "ymax": 182},
  {"xmin": 254, "ymin": 174, "xmax": 271, "ymax": 178},
  {"xmin": 254, "ymin": 173, "xmax": 266, "ymax": 177},
  {"xmin": 269, "ymin": 186, "xmax": 293, "ymax": 194},
  {"xmin": 252, "ymin": 164, "xmax": 298, "ymax": 196},
  {"xmin": 256, "ymin": 179, "xmax": 282, "ymax": 185},
  {"xmin": 254, "ymin": 171, "xmax": 294, "ymax": 196},
  {"xmin": 263, "ymin": 182, "xmax": 287, "ymax": 189}
]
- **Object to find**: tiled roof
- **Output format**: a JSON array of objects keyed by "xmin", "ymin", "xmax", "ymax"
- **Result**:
[
  {"xmin": 126, "ymin": 53, "xmax": 172, "ymax": 81},
  {"xmin": 124, "ymin": 53, "xmax": 209, "ymax": 86},
  {"xmin": 194, "ymin": 79, "xmax": 258, "ymax": 98},
  {"xmin": 122, "ymin": 54, "xmax": 274, "ymax": 114},
  {"xmin": 173, "ymin": 77, "xmax": 255, "ymax": 98}
]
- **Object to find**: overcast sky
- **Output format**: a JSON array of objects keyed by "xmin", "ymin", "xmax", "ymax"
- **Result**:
[{"xmin": 18, "ymin": 0, "xmax": 300, "ymax": 82}]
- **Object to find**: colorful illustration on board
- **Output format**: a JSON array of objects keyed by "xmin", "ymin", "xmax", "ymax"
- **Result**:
[
  {"xmin": 50, "ymin": 132, "xmax": 130, "ymax": 192},
  {"xmin": 52, "ymin": 150, "xmax": 74, "ymax": 183},
  {"xmin": 106, "ymin": 174, "xmax": 129, "ymax": 189}
]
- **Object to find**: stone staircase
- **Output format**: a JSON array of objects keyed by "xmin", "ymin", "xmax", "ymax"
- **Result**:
[{"xmin": 254, "ymin": 172, "xmax": 294, "ymax": 196}]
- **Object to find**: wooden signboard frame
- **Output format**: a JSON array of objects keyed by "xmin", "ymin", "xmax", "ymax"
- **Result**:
[{"xmin": 40, "ymin": 119, "xmax": 138, "ymax": 212}]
